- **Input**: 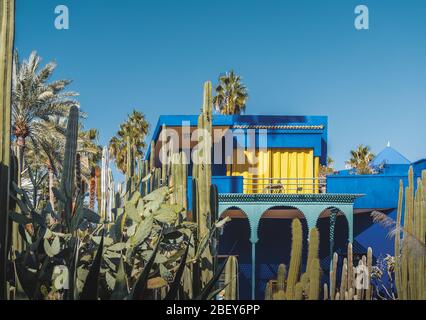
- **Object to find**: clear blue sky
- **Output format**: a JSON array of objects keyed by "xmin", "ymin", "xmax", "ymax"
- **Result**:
[{"xmin": 14, "ymin": 0, "xmax": 426, "ymax": 170}]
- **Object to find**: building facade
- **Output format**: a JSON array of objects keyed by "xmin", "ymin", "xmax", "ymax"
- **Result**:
[{"xmin": 146, "ymin": 114, "xmax": 425, "ymax": 299}]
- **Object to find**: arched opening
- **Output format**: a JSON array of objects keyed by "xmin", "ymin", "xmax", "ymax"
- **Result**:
[
  {"xmin": 316, "ymin": 207, "xmax": 349, "ymax": 274},
  {"xmin": 256, "ymin": 206, "xmax": 308, "ymax": 300},
  {"xmin": 218, "ymin": 207, "xmax": 251, "ymax": 300}
]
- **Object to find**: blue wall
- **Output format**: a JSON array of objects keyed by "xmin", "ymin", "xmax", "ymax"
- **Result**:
[
  {"xmin": 327, "ymin": 174, "xmax": 404, "ymax": 209},
  {"xmin": 327, "ymin": 161, "xmax": 426, "ymax": 259},
  {"xmin": 414, "ymin": 159, "xmax": 426, "ymax": 172},
  {"xmin": 146, "ymin": 114, "xmax": 328, "ymax": 164},
  {"xmin": 327, "ymin": 163, "xmax": 424, "ymax": 209},
  {"xmin": 149, "ymin": 114, "xmax": 426, "ymax": 299},
  {"xmin": 218, "ymin": 215, "xmax": 350, "ymax": 299},
  {"xmin": 187, "ymin": 175, "xmax": 243, "ymax": 211}
]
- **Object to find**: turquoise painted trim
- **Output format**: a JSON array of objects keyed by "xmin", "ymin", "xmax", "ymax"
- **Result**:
[
  {"xmin": 218, "ymin": 193, "xmax": 363, "ymax": 203},
  {"xmin": 251, "ymin": 242, "xmax": 256, "ymax": 300},
  {"xmin": 218, "ymin": 193, "xmax": 361, "ymax": 300}
]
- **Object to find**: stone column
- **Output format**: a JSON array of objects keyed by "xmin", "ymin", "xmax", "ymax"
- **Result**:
[
  {"xmin": 246, "ymin": 205, "xmax": 264, "ymax": 300},
  {"xmin": 249, "ymin": 239, "xmax": 257, "ymax": 300}
]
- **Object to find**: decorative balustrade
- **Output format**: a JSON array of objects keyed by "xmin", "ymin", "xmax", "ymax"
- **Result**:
[{"xmin": 243, "ymin": 177, "xmax": 327, "ymax": 194}]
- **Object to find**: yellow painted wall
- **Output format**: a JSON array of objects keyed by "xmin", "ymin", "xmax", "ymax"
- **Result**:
[{"xmin": 227, "ymin": 148, "xmax": 319, "ymax": 194}]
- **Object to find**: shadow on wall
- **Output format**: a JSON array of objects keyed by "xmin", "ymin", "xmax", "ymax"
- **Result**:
[
  {"xmin": 218, "ymin": 213, "xmax": 352, "ymax": 299},
  {"xmin": 257, "ymin": 218, "xmax": 308, "ymax": 300},
  {"xmin": 218, "ymin": 217, "xmax": 251, "ymax": 300}
]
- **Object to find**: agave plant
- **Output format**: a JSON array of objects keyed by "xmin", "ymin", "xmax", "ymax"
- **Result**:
[
  {"xmin": 8, "ymin": 83, "xmax": 230, "ymax": 301},
  {"xmin": 9, "ymin": 182, "xmax": 228, "ymax": 300},
  {"xmin": 9, "ymin": 106, "xmax": 227, "ymax": 300}
]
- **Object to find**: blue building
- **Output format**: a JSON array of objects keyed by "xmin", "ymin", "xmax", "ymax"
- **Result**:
[
  {"xmin": 328, "ymin": 145, "xmax": 426, "ymax": 262},
  {"xmin": 146, "ymin": 114, "xmax": 425, "ymax": 300}
]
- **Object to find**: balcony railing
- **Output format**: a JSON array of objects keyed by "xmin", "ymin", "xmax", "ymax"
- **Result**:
[{"xmin": 243, "ymin": 177, "xmax": 327, "ymax": 194}]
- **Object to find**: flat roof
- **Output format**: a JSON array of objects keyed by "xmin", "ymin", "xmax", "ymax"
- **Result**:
[{"xmin": 146, "ymin": 114, "xmax": 328, "ymax": 160}]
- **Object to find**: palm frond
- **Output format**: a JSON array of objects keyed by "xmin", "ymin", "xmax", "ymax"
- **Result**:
[{"xmin": 371, "ymin": 211, "xmax": 426, "ymax": 257}]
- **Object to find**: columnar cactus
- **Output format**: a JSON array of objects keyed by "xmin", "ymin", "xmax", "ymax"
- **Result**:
[
  {"xmin": 347, "ymin": 242, "xmax": 354, "ymax": 292},
  {"xmin": 125, "ymin": 136, "xmax": 135, "ymax": 194},
  {"xmin": 307, "ymin": 247, "xmax": 320, "ymax": 300},
  {"xmin": 60, "ymin": 105, "xmax": 79, "ymax": 229},
  {"xmin": 155, "ymin": 167, "xmax": 161, "ymax": 190},
  {"xmin": 0, "ymin": 0, "xmax": 15, "ymax": 300},
  {"xmin": 393, "ymin": 167, "xmax": 426, "ymax": 300},
  {"xmin": 224, "ymin": 255, "xmax": 238, "ymax": 300},
  {"xmin": 268, "ymin": 229, "xmax": 373, "ymax": 300},
  {"xmin": 210, "ymin": 184, "xmax": 219, "ymax": 272},
  {"xmin": 89, "ymin": 167, "xmax": 96, "ymax": 210},
  {"xmin": 306, "ymin": 228, "xmax": 319, "ymax": 276},
  {"xmin": 115, "ymin": 181, "xmax": 123, "ymax": 210},
  {"xmin": 155, "ymin": 82, "xmax": 218, "ymax": 293},
  {"xmin": 170, "ymin": 152, "xmax": 188, "ymax": 211},
  {"xmin": 107, "ymin": 167, "xmax": 114, "ymax": 222},
  {"xmin": 100, "ymin": 146, "xmax": 109, "ymax": 221},
  {"xmin": 326, "ymin": 243, "xmax": 373, "ymax": 300},
  {"xmin": 330, "ymin": 252, "xmax": 338, "ymax": 300},
  {"xmin": 76, "ymin": 153, "xmax": 82, "ymax": 195},
  {"xmin": 272, "ymin": 264, "xmax": 286, "ymax": 300},
  {"xmin": 192, "ymin": 82, "xmax": 214, "ymax": 285},
  {"xmin": 95, "ymin": 166, "xmax": 101, "ymax": 213},
  {"xmin": 161, "ymin": 124, "xmax": 168, "ymax": 186},
  {"xmin": 366, "ymin": 247, "xmax": 373, "ymax": 299},
  {"xmin": 270, "ymin": 223, "xmax": 321, "ymax": 300},
  {"xmin": 323, "ymin": 283, "xmax": 329, "ymax": 300},
  {"xmin": 394, "ymin": 180, "xmax": 403, "ymax": 298},
  {"xmin": 124, "ymin": 81, "xmax": 219, "ymax": 299},
  {"xmin": 294, "ymin": 282, "xmax": 303, "ymax": 300},
  {"xmin": 149, "ymin": 140, "xmax": 155, "ymax": 192},
  {"xmin": 286, "ymin": 218, "xmax": 302, "ymax": 299},
  {"xmin": 340, "ymin": 258, "xmax": 348, "ymax": 294},
  {"xmin": 143, "ymin": 160, "xmax": 149, "ymax": 196},
  {"xmin": 264, "ymin": 281, "xmax": 274, "ymax": 300}
]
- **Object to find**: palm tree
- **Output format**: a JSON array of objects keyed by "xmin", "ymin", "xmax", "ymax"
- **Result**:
[
  {"xmin": 346, "ymin": 145, "xmax": 375, "ymax": 174},
  {"xmin": 77, "ymin": 127, "xmax": 102, "ymax": 209},
  {"xmin": 25, "ymin": 123, "xmax": 63, "ymax": 210},
  {"xmin": 78, "ymin": 127, "xmax": 102, "ymax": 176},
  {"xmin": 19, "ymin": 151, "xmax": 49, "ymax": 210},
  {"xmin": 213, "ymin": 70, "xmax": 248, "ymax": 115},
  {"xmin": 25, "ymin": 121, "xmax": 101, "ymax": 210},
  {"xmin": 12, "ymin": 51, "xmax": 78, "ymax": 182},
  {"xmin": 319, "ymin": 157, "xmax": 335, "ymax": 176},
  {"xmin": 109, "ymin": 110, "xmax": 149, "ymax": 174}
]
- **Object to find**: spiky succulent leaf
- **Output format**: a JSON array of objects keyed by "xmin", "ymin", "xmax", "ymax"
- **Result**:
[{"xmin": 80, "ymin": 231, "xmax": 104, "ymax": 300}]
